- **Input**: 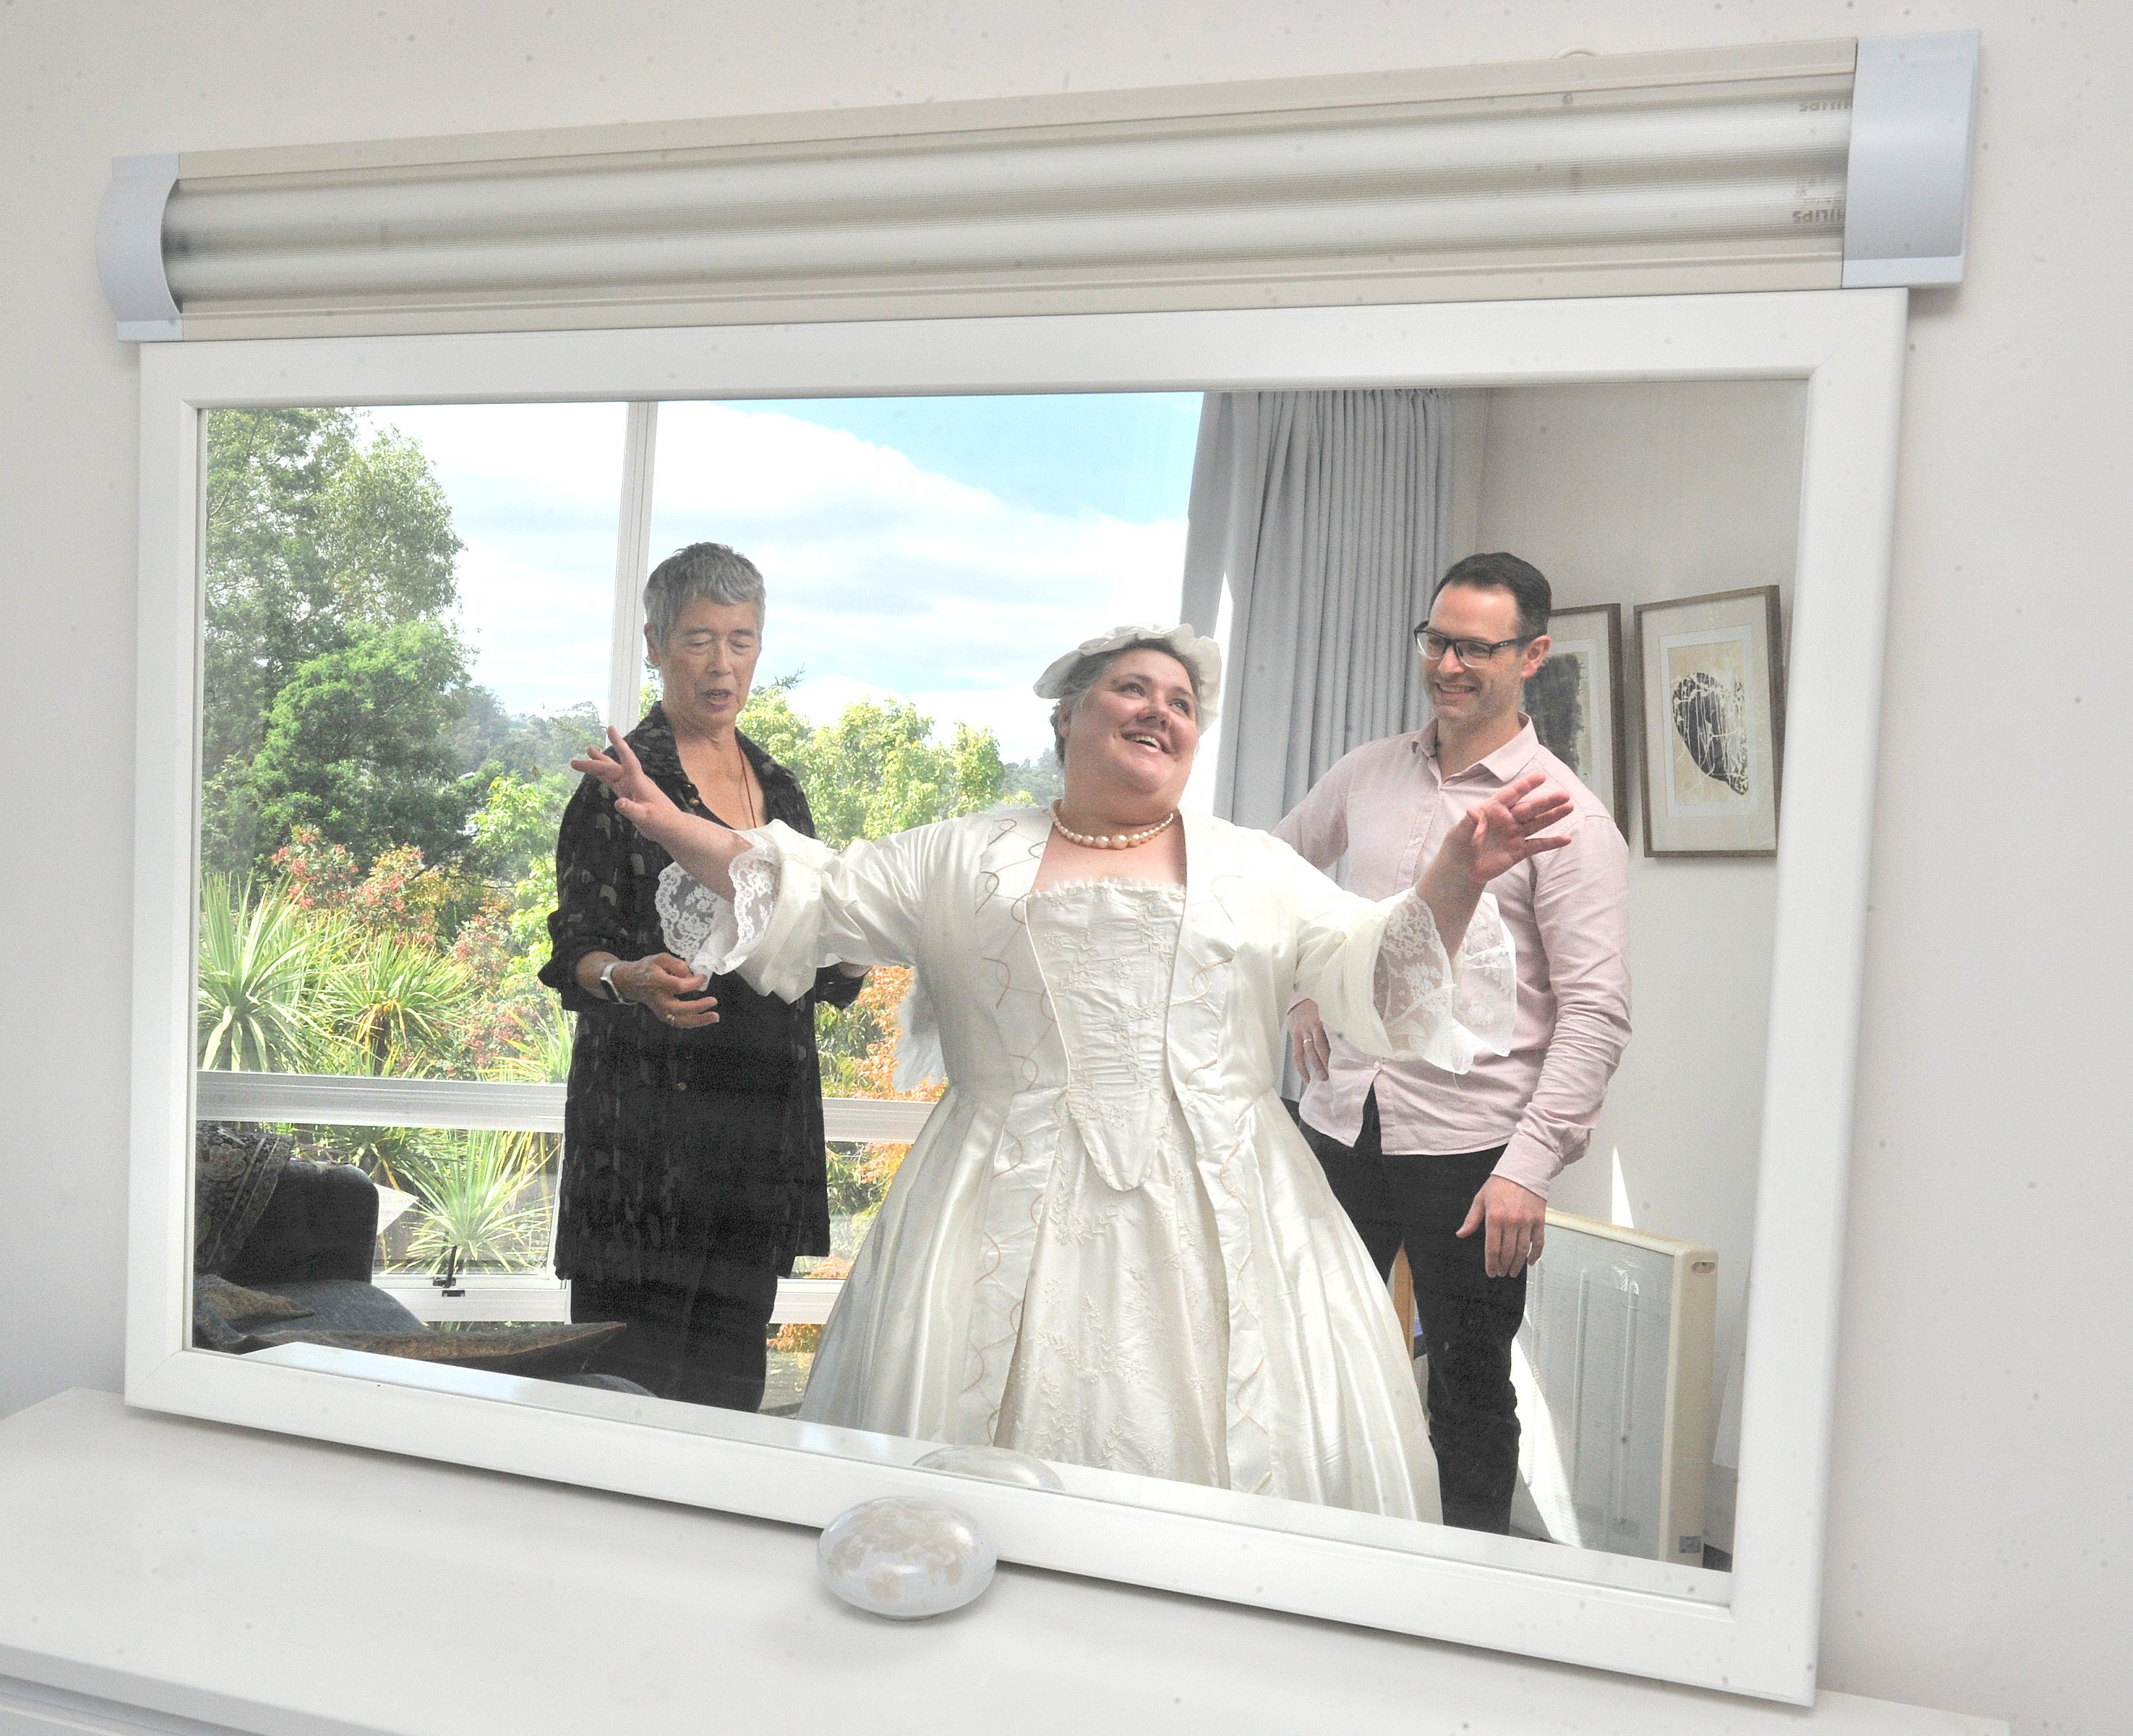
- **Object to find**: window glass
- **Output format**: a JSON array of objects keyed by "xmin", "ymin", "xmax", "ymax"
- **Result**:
[
  {"xmin": 196, "ymin": 403, "xmax": 625, "ymax": 1087},
  {"xmin": 194, "ymin": 392, "xmax": 1202, "ymax": 1312},
  {"xmin": 196, "ymin": 404, "xmax": 621, "ymax": 1294},
  {"xmin": 646, "ymin": 392, "xmax": 1200, "ymax": 1293}
]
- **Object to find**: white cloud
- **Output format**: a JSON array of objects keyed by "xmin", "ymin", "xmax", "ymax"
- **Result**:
[
  {"xmin": 368, "ymin": 403, "xmax": 627, "ymax": 716},
  {"xmin": 366, "ymin": 399, "xmax": 1195, "ymax": 751},
  {"xmin": 786, "ymin": 677, "xmax": 1074, "ymax": 765},
  {"xmin": 650, "ymin": 404, "xmax": 1191, "ymax": 719},
  {"xmin": 367, "ymin": 402, "xmax": 626, "ymax": 502}
]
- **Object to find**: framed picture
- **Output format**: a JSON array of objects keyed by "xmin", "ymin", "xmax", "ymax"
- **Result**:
[
  {"xmin": 1527, "ymin": 602, "xmax": 1625, "ymax": 829},
  {"xmin": 1634, "ymin": 585, "xmax": 1786, "ymax": 858}
]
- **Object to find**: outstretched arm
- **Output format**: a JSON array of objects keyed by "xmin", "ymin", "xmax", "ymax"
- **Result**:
[{"xmin": 570, "ymin": 727, "xmax": 754, "ymax": 899}]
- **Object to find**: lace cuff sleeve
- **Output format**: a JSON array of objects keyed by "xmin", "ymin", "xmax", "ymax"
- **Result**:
[
  {"xmin": 1366, "ymin": 890, "xmax": 1518, "ymax": 1072},
  {"xmin": 654, "ymin": 835, "xmax": 782, "ymax": 980}
]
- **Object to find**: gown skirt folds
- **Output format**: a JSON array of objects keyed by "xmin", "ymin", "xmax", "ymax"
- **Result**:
[{"xmin": 655, "ymin": 806, "xmax": 1519, "ymax": 1523}]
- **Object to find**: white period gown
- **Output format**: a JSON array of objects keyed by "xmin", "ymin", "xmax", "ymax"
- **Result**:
[
  {"xmin": 659, "ymin": 808, "xmax": 1519, "ymax": 1523},
  {"xmin": 993, "ymin": 880, "xmax": 1236, "ymax": 1485}
]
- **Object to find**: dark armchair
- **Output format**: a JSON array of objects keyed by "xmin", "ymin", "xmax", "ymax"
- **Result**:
[{"xmin": 191, "ymin": 1124, "xmax": 639, "ymax": 1387}]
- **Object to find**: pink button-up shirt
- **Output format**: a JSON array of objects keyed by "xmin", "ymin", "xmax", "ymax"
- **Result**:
[{"xmin": 1273, "ymin": 719, "xmax": 1631, "ymax": 1198}]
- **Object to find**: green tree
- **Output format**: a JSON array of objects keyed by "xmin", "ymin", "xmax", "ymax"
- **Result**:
[
  {"xmin": 395, "ymin": 1129, "xmax": 556, "ymax": 1273},
  {"xmin": 948, "ymin": 723, "xmax": 1010, "ymax": 813},
  {"xmin": 773, "ymin": 696, "xmax": 1009, "ymax": 848},
  {"xmin": 314, "ymin": 429, "xmax": 462, "ymax": 626},
  {"xmin": 311, "ymin": 925, "xmax": 476, "ymax": 1074},
  {"xmin": 238, "ymin": 620, "xmax": 483, "ymax": 870},
  {"xmin": 202, "ymin": 408, "xmax": 466, "ymax": 873},
  {"xmin": 465, "ymin": 771, "xmax": 574, "ymax": 886},
  {"xmin": 453, "ymin": 695, "xmax": 607, "ymax": 782},
  {"xmin": 999, "ymin": 752, "xmax": 1062, "ymax": 805},
  {"xmin": 735, "ymin": 677, "xmax": 812, "ymax": 770}
]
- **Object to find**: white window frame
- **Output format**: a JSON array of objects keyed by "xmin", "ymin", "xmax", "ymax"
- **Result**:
[{"xmin": 131, "ymin": 290, "xmax": 1906, "ymax": 1703}]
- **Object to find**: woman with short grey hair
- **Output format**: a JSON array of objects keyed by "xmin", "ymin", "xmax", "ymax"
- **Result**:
[{"xmin": 539, "ymin": 541, "xmax": 863, "ymax": 1411}]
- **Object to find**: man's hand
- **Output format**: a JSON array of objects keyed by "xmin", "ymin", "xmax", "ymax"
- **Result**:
[
  {"xmin": 1288, "ymin": 999, "xmax": 1331, "ymax": 1082},
  {"xmin": 1456, "ymin": 1174, "xmax": 1547, "ymax": 1279}
]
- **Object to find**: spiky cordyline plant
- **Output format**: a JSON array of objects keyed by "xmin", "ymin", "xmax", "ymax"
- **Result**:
[
  {"xmin": 196, "ymin": 876, "xmax": 325, "ymax": 1072},
  {"xmin": 396, "ymin": 1127, "xmax": 556, "ymax": 1274},
  {"xmin": 312, "ymin": 924, "xmax": 475, "ymax": 1072}
]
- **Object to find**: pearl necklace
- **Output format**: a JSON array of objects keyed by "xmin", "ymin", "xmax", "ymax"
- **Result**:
[{"xmin": 1049, "ymin": 801, "xmax": 1178, "ymax": 850}]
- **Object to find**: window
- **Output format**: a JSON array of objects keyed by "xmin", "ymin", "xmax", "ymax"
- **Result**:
[{"xmin": 194, "ymin": 392, "xmax": 1203, "ymax": 1327}]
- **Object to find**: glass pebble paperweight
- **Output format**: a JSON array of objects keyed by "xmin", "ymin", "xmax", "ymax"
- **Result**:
[{"xmin": 817, "ymin": 1496, "xmax": 997, "ymax": 1620}]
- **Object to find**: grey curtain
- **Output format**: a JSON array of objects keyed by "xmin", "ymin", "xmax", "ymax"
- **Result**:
[{"xmin": 1180, "ymin": 390, "xmax": 1453, "ymax": 832}]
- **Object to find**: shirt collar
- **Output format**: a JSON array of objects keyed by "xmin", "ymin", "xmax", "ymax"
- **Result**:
[
  {"xmin": 627, "ymin": 702, "xmax": 794, "ymax": 798},
  {"xmin": 1420, "ymin": 715, "xmax": 1542, "ymax": 784},
  {"xmin": 625, "ymin": 704, "xmax": 684, "ymax": 782}
]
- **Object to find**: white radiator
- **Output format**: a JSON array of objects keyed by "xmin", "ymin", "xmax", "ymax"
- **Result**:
[{"xmin": 1506, "ymin": 1210, "xmax": 1718, "ymax": 1565}]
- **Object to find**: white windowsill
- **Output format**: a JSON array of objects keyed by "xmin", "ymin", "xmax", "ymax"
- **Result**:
[
  {"xmin": 375, "ymin": 1271, "xmax": 843, "ymax": 1325},
  {"xmin": 196, "ymin": 1070, "xmax": 936, "ymax": 1143}
]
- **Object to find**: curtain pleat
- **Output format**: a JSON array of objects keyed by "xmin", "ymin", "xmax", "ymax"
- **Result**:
[{"xmin": 1180, "ymin": 388, "xmax": 1452, "ymax": 834}]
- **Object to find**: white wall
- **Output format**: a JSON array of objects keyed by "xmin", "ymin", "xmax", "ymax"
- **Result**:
[
  {"xmin": 1468, "ymin": 380, "xmax": 1811, "ymax": 1519},
  {"xmin": 1, "ymin": 5, "xmax": 2126, "ymax": 1733}
]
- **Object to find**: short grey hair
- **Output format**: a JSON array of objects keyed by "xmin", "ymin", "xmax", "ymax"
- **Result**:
[
  {"xmin": 644, "ymin": 542, "xmax": 766, "ymax": 647},
  {"xmin": 1048, "ymin": 639, "xmax": 1203, "ymax": 762}
]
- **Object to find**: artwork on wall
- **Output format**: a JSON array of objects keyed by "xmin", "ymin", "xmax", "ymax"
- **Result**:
[
  {"xmin": 1634, "ymin": 586, "xmax": 1786, "ymax": 858},
  {"xmin": 1527, "ymin": 602, "xmax": 1625, "ymax": 829}
]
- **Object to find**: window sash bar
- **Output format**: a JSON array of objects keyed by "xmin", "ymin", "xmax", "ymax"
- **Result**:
[
  {"xmin": 193, "ymin": 1069, "xmax": 935, "ymax": 1143},
  {"xmin": 371, "ymin": 1271, "xmax": 842, "ymax": 1325},
  {"xmin": 607, "ymin": 399, "xmax": 657, "ymax": 729}
]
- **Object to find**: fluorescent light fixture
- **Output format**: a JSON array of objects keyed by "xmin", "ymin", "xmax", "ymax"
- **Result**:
[{"xmin": 99, "ymin": 34, "xmax": 1978, "ymax": 343}]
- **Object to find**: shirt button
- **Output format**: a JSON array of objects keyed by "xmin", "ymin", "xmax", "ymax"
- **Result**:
[{"xmin": 674, "ymin": 1081, "xmax": 688, "ymax": 1093}]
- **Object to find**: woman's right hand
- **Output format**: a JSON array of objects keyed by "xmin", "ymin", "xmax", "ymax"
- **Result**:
[
  {"xmin": 1431, "ymin": 771, "xmax": 1574, "ymax": 893},
  {"xmin": 612, "ymin": 953, "xmax": 721, "ymax": 1029},
  {"xmin": 1288, "ymin": 999, "xmax": 1332, "ymax": 1083}
]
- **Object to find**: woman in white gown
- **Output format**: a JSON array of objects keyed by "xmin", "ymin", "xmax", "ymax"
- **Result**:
[{"xmin": 572, "ymin": 625, "xmax": 1572, "ymax": 1522}]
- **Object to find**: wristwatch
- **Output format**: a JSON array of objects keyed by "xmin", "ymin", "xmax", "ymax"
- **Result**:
[{"xmin": 597, "ymin": 959, "xmax": 629, "ymax": 1004}]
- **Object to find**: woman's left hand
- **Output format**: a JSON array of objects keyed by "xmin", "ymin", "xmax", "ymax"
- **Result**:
[{"xmin": 1437, "ymin": 771, "xmax": 1575, "ymax": 891}]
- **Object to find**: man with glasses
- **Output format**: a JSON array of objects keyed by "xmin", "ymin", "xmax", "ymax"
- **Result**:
[{"xmin": 1275, "ymin": 551, "xmax": 1632, "ymax": 1534}]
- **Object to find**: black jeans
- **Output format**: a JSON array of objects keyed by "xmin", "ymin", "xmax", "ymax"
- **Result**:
[
  {"xmin": 1302, "ymin": 1090, "xmax": 1525, "ymax": 1533},
  {"xmin": 571, "ymin": 1255, "xmax": 782, "ymax": 1412}
]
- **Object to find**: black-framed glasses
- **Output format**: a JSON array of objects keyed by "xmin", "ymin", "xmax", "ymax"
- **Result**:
[{"xmin": 1413, "ymin": 627, "xmax": 1534, "ymax": 669}]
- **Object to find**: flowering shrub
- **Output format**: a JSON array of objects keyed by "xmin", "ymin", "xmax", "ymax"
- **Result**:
[{"xmin": 270, "ymin": 826, "xmax": 359, "ymax": 912}]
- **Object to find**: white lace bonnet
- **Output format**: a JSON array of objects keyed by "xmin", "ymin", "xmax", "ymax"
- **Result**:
[{"xmin": 1031, "ymin": 623, "xmax": 1224, "ymax": 724}]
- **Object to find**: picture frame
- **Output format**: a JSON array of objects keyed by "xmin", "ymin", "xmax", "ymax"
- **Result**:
[
  {"xmin": 1634, "ymin": 586, "xmax": 1786, "ymax": 858},
  {"xmin": 1528, "ymin": 602, "xmax": 1626, "ymax": 829}
]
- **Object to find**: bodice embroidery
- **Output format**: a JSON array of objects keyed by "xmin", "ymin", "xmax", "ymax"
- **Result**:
[{"xmin": 1025, "ymin": 880, "xmax": 1189, "ymax": 1194}]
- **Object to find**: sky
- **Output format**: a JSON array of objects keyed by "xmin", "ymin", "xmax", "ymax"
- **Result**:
[{"xmin": 371, "ymin": 392, "xmax": 1204, "ymax": 762}]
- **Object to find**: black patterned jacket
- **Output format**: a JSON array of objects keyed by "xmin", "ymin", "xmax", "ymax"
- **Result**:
[{"xmin": 538, "ymin": 704, "xmax": 861, "ymax": 1285}]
